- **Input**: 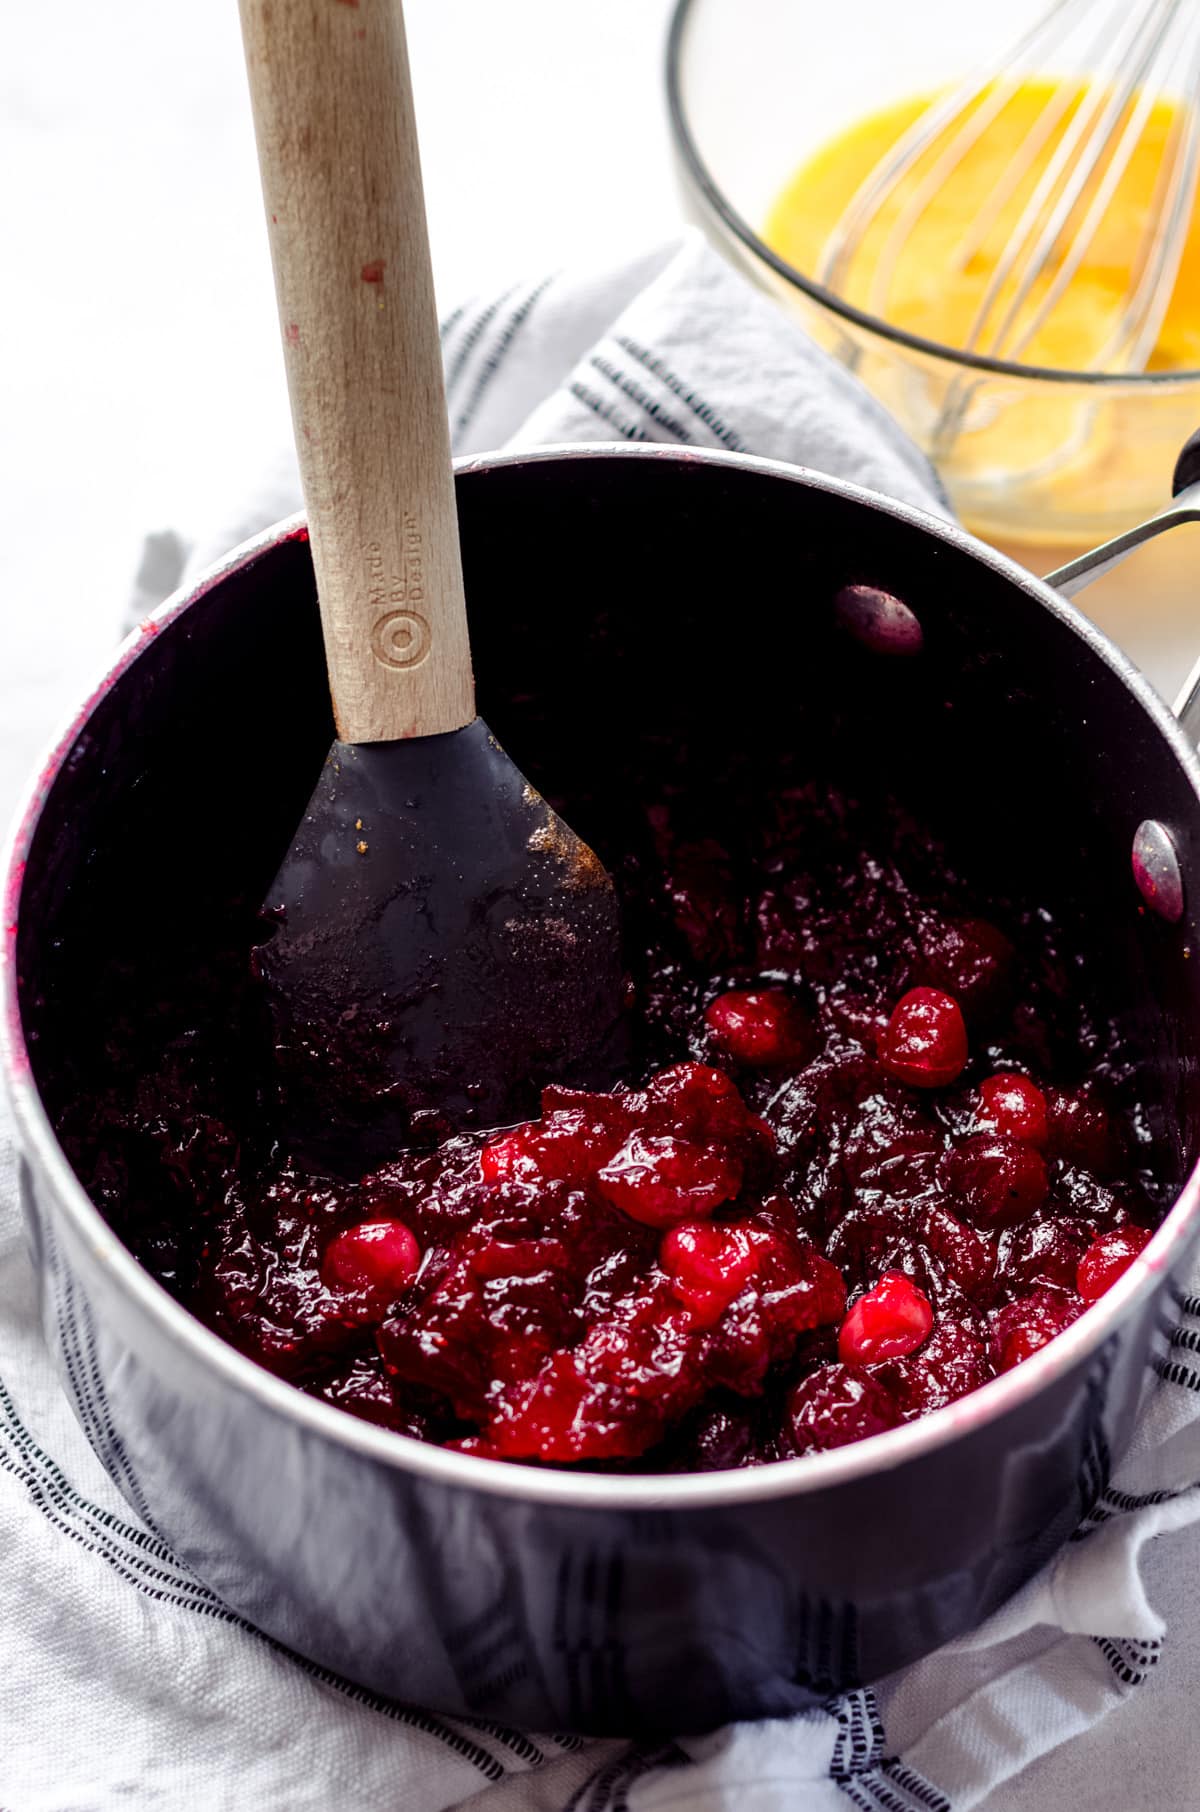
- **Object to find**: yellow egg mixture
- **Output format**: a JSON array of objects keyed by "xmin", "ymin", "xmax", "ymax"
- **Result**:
[
  {"xmin": 766, "ymin": 77, "xmax": 1200, "ymax": 373},
  {"xmin": 763, "ymin": 78, "xmax": 1200, "ymax": 546}
]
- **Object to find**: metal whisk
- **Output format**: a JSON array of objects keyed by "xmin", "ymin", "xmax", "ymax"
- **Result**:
[{"xmin": 817, "ymin": 0, "xmax": 1200, "ymax": 375}]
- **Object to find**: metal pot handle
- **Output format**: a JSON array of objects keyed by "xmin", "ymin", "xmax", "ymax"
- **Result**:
[{"xmin": 1046, "ymin": 430, "xmax": 1200, "ymax": 737}]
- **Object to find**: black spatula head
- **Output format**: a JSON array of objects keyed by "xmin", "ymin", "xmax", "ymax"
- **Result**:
[{"xmin": 256, "ymin": 717, "xmax": 628, "ymax": 1170}]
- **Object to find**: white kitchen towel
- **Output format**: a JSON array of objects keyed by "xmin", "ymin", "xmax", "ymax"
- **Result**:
[
  {"xmin": 158, "ymin": 230, "xmax": 950, "ymax": 592},
  {"xmin": 4, "ymin": 230, "xmax": 1200, "ymax": 1812}
]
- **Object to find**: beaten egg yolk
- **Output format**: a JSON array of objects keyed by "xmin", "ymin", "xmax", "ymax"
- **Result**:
[{"xmin": 765, "ymin": 77, "xmax": 1200, "ymax": 374}]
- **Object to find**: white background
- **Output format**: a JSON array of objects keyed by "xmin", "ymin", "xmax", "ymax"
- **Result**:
[
  {"xmin": 0, "ymin": 0, "xmax": 679, "ymax": 822},
  {"xmin": 2, "ymin": 1, "xmax": 1197, "ymax": 1803}
]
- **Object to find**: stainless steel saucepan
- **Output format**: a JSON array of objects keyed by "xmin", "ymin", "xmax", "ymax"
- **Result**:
[{"xmin": 4, "ymin": 439, "xmax": 1200, "ymax": 1734}]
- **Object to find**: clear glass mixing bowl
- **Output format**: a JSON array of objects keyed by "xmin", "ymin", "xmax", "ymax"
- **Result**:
[{"xmin": 666, "ymin": 0, "xmax": 1200, "ymax": 549}]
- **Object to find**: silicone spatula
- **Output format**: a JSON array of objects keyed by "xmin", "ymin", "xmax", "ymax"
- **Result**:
[{"xmin": 237, "ymin": 0, "xmax": 626, "ymax": 1167}]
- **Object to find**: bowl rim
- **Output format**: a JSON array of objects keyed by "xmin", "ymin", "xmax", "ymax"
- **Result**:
[
  {"xmin": 4, "ymin": 440, "xmax": 1199, "ymax": 1513},
  {"xmin": 665, "ymin": 0, "xmax": 1200, "ymax": 390}
]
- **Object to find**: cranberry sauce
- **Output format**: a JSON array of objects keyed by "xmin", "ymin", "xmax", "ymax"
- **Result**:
[{"xmin": 54, "ymin": 743, "xmax": 1160, "ymax": 1474}]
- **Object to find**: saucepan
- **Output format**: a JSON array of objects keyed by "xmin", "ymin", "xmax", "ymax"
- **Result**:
[{"xmin": 4, "ymin": 440, "xmax": 1200, "ymax": 1735}]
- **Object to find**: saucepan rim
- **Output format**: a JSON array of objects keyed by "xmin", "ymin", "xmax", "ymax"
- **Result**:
[{"xmin": 3, "ymin": 441, "xmax": 1197, "ymax": 1512}]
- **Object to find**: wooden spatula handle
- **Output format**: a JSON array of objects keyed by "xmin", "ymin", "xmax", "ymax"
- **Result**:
[{"xmin": 238, "ymin": 0, "xmax": 474, "ymax": 743}]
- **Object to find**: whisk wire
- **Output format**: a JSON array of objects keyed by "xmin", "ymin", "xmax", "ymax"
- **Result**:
[
  {"xmin": 818, "ymin": 0, "xmax": 1200, "ymax": 382},
  {"xmin": 1102, "ymin": 11, "xmax": 1200, "ymax": 370},
  {"xmin": 968, "ymin": 0, "xmax": 1186, "ymax": 361},
  {"xmin": 815, "ymin": 0, "xmax": 1084, "ymax": 295}
]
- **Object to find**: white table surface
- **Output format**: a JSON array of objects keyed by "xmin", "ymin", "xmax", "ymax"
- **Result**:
[{"xmin": 3, "ymin": 2, "xmax": 1198, "ymax": 1803}]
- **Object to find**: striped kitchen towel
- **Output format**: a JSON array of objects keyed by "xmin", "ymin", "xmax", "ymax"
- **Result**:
[
  {"xmin": 161, "ymin": 230, "xmax": 950, "ymax": 591},
  {"xmin": 5, "ymin": 231, "xmax": 1200, "ymax": 1812}
]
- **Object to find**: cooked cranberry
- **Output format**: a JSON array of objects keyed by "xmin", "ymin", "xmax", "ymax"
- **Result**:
[
  {"xmin": 654, "ymin": 831, "xmax": 739, "ymax": 965},
  {"xmin": 880, "ymin": 1319, "xmax": 993, "ymax": 1416},
  {"xmin": 920, "ymin": 917, "xmax": 1014, "ymax": 1019},
  {"xmin": 321, "ymin": 1218, "xmax": 421, "ymax": 1296},
  {"xmin": 677, "ymin": 1401, "xmax": 761, "ymax": 1471},
  {"xmin": 761, "ymin": 1237, "xmax": 848, "ymax": 1334},
  {"xmin": 538, "ymin": 1100, "xmax": 624, "ymax": 1176},
  {"xmin": 786, "ymin": 1363, "xmax": 902, "ymax": 1454},
  {"xmin": 479, "ymin": 1127, "xmax": 541, "ymax": 1185},
  {"xmin": 316, "ymin": 1357, "xmax": 444, "ymax": 1437},
  {"xmin": 85, "ymin": 752, "xmax": 1156, "ymax": 1477},
  {"xmin": 704, "ymin": 989, "xmax": 813, "ymax": 1068},
  {"xmin": 468, "ymin": 1235, "xmax": 569, "ymax": 1281},
  {"xmin": 712, "ymin": 1232, "xmax": 846, "ymax": 1368},
  {"xmin": 990, "ymin": 1289, "xmax": 1083, "ymax": 1371},
  {"xmin": 880, "ymin": 988, "xmax": 968, "ymax": 1088},
  {"xmin": 480, "ymin": 1104, "xmax": 620, "ymax": 1187},
  {"xmin": 488, "ymin": 1349, "xmax": 668, "ymax": 1462},
  {"xmin": 921, "ymin": 1204, "xmax": 997, "ymax": 1306},
  {"xmin": 645, "ymin": 1062, "xmax": 752, "ymax": 1141},
  {"xmin": 838, "ymin": 1271, "xmax": 934, "ymax": 1365},
  {"xmin": 1077, "ymin": 1224, "xmax": 1153, "ymax": 1303},
  {"xmin": 943, "ymin": 1133, "xmax": 1048, "ymax": 1229},
  {"xmin": 660, "ymin": 1220, "xmax": 762, "ymax": 1323},
  {"xmin": 841, "ymin": 1088, "xmax": 942, "ymax": 1189},
  {"xmin": 595, "ymin": 1132, "xmax": 742, "ymax": 1228},
  {"xmin": 999, "ymin": 1216, "xmax": 1089, "ymax": 1295},
  {"xmin": 1047, "ymin": 1087, "xmax": 1119, "ymax": 1176},
  {"xmin": 976, "ymin": 1073, "xmax": 1048, "ymax": 1146}
]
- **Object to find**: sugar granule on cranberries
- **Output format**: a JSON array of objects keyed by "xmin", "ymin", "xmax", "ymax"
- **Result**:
[{"xmin": 879, "ymin": 987, "xmax": 968, "ymax": 1088}]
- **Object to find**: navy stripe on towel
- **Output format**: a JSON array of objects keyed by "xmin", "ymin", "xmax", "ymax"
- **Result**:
[
  {"xmin": 614, "ymin": 335, "xmax": 745, "ymax": 449},
  {"xmin": 567, "ymin": 381, "xmax": 649, "ymax": 441},
  {"xmin": 454, "ymin": 275, "xmax": 555, "ymax": 439}
]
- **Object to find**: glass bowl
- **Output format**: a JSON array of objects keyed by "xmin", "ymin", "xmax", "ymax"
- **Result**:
[{"xmin": 665, "ymin": 0, "xmax": 1200, "ymax": 551}]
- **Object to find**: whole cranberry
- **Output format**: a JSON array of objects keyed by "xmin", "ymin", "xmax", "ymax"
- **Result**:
[
  {"xmin": 488, "ymin": 1351, "xmax": 665, "ymax": 1463},
  {"xmin": 682, "ymin": 1402, "xmax": 760, "ymax": 1471},
  {"xmin": 595, "ymin": 1132, "xmax": 742, "ymax": 1228},
  {"xmin": 999, "ymin": 1216, "xmax": 1089, "ymax": 1295},
  {"xmin": 920, "ymin": 917, "xmax": 1014, "ymax": 1019},
  {"xmin": 480, "ymin": 1126, "xmax": 541, "ymax": 1186},
  {"xmin": 943, "ymin": 1133, "xmax": 1049, "ymax": 1229},
  {"xmin": 1077, "ymin": 1224, "xmax": 1153, "ymax": 1303},
  {"xmin": 1047, "ymin": 1086, "xmax": 1119, "ymax": 1176},
  {"xmin": 321, "ymin": 1219, "xmax": 421, "ymax": 1297},
  {"xmin": 480, "ymin": 1104, "xmax": 620, "ymax": 1188},
  {"xmin": 645, "ymin": 1062, "xmax": 750, "ymax": 1141},
  {"xmin": 838, "ymin": 1271, "xmax": 934, "ymax": 1365},
  {"xmin": 975, "ymin": 1073, "xmax": 1048, "ymax": 1147},
  {"xmin": 881, "ymin": 1319, "xmax": 993, "ymax": 1416},
  {"xmin": 660, "ymin": 1220, "xmax": 761, "ymax": 1324},
  {"xmin": 704, "ymin": 989, "xmax": 813, "ymax": 1068},
  {"xmin": 922, "ymin": 1204, "xmax": 998, "ymax": 1306},
  {"xmin": 990, "ymin": 1289, "xmax": 1082, "ymax": 1371},
  {"xmin": 786, "ymin": 1363, "xmax": 902, "ymax": 1454},
  {"xmin": 879, "ymin": 988, "xmax": 968, "ymax": 1088}
]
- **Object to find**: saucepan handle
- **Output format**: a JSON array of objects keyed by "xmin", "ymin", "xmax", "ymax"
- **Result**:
[
  {"xmin": 1174, "ymin": 427, "xmax": 1200, "ymax": 495},
  {"xmin": 1045, "ymin": 431, "xmax": 1200, "ymax": 601}
]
